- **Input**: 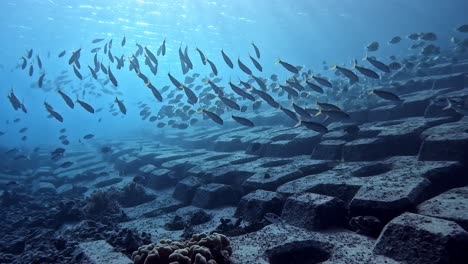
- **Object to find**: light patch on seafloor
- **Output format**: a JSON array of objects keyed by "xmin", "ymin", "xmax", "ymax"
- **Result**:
[{"xmin": 148, "ymin": 11, "xmax": 161, "ymax": 16}]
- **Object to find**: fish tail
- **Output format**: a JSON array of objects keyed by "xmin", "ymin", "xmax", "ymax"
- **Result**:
[
  {"xmin": 197, "ymin": 108, "xmax": 204, "ymax": 114},
  {"xmin": 315, "ymin": 109, "xmax": 322, "ymax": 116},
  {"xmin": 293, "ymin": 120, "xmax": 302, "ymax": 128},
  {"xmin": 275, "ymin": 58, "xmax": 281, "ymax": 64},
  {"xmin": 330, "ymin": 65, "xmax": 337, "ymax": 70},
  {"xmin": 442, "ymin": 98, "xmax": 452, "ymax": 111},
  {"xmin": 368, "ymin": 90, "xmax": 374, "ymax": 95}
]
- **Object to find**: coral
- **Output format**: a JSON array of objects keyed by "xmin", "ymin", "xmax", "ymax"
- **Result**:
[
  {"xmin": 131, "ymin": 233, "xmax": 232, "ymax": 264},
  {"xmin": 82, "ymin": 190, "xmax": 124, "ymax": 221}
]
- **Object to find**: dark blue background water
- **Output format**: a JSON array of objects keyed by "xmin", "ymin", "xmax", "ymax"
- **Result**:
[{"xmin": 0, "ymin": 0, "xmax": 467, "ymax": 149}]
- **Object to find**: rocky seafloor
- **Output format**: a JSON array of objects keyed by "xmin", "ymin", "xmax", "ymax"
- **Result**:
[{"xmin": 2, "ymin": 59, "xmax": 468, "ymax": 263}]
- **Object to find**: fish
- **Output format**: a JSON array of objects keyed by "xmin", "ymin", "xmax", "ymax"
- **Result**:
[
  {"xmin": 366, "ymin": 41, "xmax": 379, "ymax": 52},
  {"xmin": 46, "ymin": 107, "xmax": 63, "ymax": 122},
  {"xmin": 229, "ymin": 81, "xmax": 255, "ymax": 101},
  {"xmin": 146, "ymin": 82, "xmax": 163, "ymax": 102},
  {"xmin": 317, "ymin": 102, "xmax": 342, "ymax": 111},
  {"xmin": 408, "ymin": 33, "xmax": 420, "ymax": 40},
  {"xmin": 19, "ymin": 127, "xmax": 28, "ymax": 133},
  {"xmin": 221, "ymin": 49, "xmax": 234, "ymax": 69},
  {"xmin": 251, "ymin": 42, "xmax": 260, "ymax": 59},
  {"xmin": 231, "ymin": 115, "xmax": 254, "ymax": 127},
  {"xmin": 88, "ymin": 65, "xmax": 98, "ymax": 80},
  {"xmin": 27, "ymin": 49, "xmax": 33, "ymax": 59},
  {"xmin": 73, "ymin": 65, "xmax": 82, "ymax": 80},
  {"xmin": 144, "ymin": 46, "xmax": 158, "ymax": 65},
  {"xmin": 371, "ymin": 89, "xmax": 402, "ymax": 102},
  {"xmin": 249, "ymin": 54, "xmax": 262, "ymax": 72},
  {"xmin": 57, "ymin": 89, "xmax": 75, "ymax": 109},
  {"xmin": 76, "ymin": 98, "xmax": 95, "ymax": 113},
  {"xmin": 456, "ymin": 24, "xmax": 468, "ymax": 33},
  {"xmin": 312, "ymin": 76, "xmax": 332, "ymax": 88},
  {"xmin": 37, "ymin": 55, "xmax": 42, "ymax": 69},
  {"xmin": 83, "ymin": 134, "xmax": 95, "ymax": 140},
  {"xmin": 280, "ymin": 84, "xmax": 300, "ymax": 96},
  {"xmin": 195, "ymin": 47, "xmax": 207, "ymax": 65},
  {"xmin": 199, "ymin": 109, "xmax": 223, "ymax": 125},
  {"xmin": 330, "ymin": 65, "xmax": 359, "ymax": 83},
  {"xmin": 29, "ymin": 64, "xmax": 34, "ymax": 76},
  {"xmin": 264, "ymin": 213, "xmax": 282, "ymax": 224},
  {"xmin": 316, "ymin": 109, "xmax": 350, "ymax": 120},
  {"xmin": 206, "ymin": 59, "xmax": 218, "ymax": 76},
  {"xmin": 286, "ymin": 78, "xmax": 304, "ymax": 91},
  {"xmin": 219, "ymin": 95, "xmax": 240, "ymax": 110},
  {"xmin": 183, "ymin": 46, "xmax": 193, "ymax": 69},
  {"xmin": 20, "ymin": 57, "xmax": 27, "ymax": 69},
  {"xmin": 250, "ymin": 87, "xmax": 280, "ymax": 109},
  {"xmin": 114, "ymin": 97, "xmax": 127, "ymax": 114},
  {"xmin": 420, "ymin": 32, "xmax": 437, "ymax": 41},
  {"xmin": 238, "ymin": 58, "xmax": 253, "ymax": 75},
  {"xmin": 295, "ymin": 120, "xmax": 328, "ymax": 133},
  {"xmin": 8, "ymin": 88, "xmax": 22, "ymax": 111},
  {"xmin": 388, "ymin": 62, "xmax": 402, "ymax": 70},
  {"xmin": 277, "ymin": 59, "xmax": 299, "ymax": 74},
  {"xmin": 292, "ymin": 103, "xmax": 310, "ymax": 119},
  {"xmin": 121, "ymin": 35, "xmax": 126, "ymax": 46},
  {"xmin": 305, "ymin": 81, "xmax": 324, "ymax": 94},
  {"xmin": 363, "ymin": 56, "xmax": 390, "ymax": 73},
  {"xmin": 92, "ymin": 38, "xmax": 105, "ymax": 43},
  {"xmin": 168, "ymin": 72, "xmax": 183, "ymax": 89},
  {"xmin": 60, "ymin": 161, "xmax": 73, "ymax": 168},
  {"xmin": 343, "ymin": 125, "xmax": 360, "ymax": 135},
  {"xmin": 135, "ymin": 43, "xmax": 144, "ymax": 57},
  {"xmin": 252, "ymin": 75, "xmax": 267, "ymax": 90},
  {"xmin": 206, "ymin": 79, "xmax": 224, "ymax": 96},
  {"xmin": 90, "ymin": 47, "xmax": 101, "ymax": 53},
  {"xmin": 108, "ymin": 66, "xmax": 118, "ymax": 87},
  {"xmin": 38, "ymin": 73, "xmax": 45, "ymax": 88},
  {"xmin": 181, "ymin": 86, "xmax": 198, "ymax": 104},
  {"xmin": 68, "ymin": 48, "xmax": 81, "ymax": 65},
  {"xmin": 389, "ymin": 36, "xmax": 401, "ymax": 44},
  {"xmin": 353, "ymin": 61, "xmax": 380, "ymax": 79}
]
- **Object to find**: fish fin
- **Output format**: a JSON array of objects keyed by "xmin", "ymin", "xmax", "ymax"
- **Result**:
[
  {"xmin": 315, "ymin": 109, "xmax": 322, "ymax": 116},
  {"xmin": 275, "ymin": 58, "xmax": 281, "ymax": 64},
  {"xmin": 329, "ymin": 65, "xmax": 337, "ymax": 70},
  {"xmin": 442, "ymin": 98, "xmax": 452, "ymax": 111},
  {"xmin": 368, "ymin": 90, "xmax": 374, "ymax": 95},
  {"xmin": 293, "ymin": 120, "xmax": 302, "ymax": 128}
]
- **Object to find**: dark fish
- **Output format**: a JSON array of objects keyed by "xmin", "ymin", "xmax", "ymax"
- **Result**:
[
  {"xmin": 58, "ymin": 50, "xmax": 66, "ymax": 57},
  {"xmin": 199, "ymin": 109, "xmax": 223, "ymax": 125},
  {"xmin": 108, "ymin": 66, "xmax": 118, "ymax": 87},
  {"xmin": 76, "ymin": 99, "xmax": 95, "ymax": 113},
  {"xmin": 144, "ymin": 46, "xmax": 158, "ymax": 65},
  {"xmin": 456, "ymin": 24, "xmax": 468, "ymax": 33},
  {"xmin": 238, "ymin": 58, "xmax": 252, "ymax": 75},
  {"xmin": 371, "ymin": 89, "xmax": 402, "ymax": 102},
  {"xmin": 206, "ymin": 59, "xmax": 218, "ymax": 76},
  {"xmin": 157, "ymin": 122, "xmax": 166, "ymax": 128},
  {"xmin": 60, "ymin": 128, "xmax": 66, "ymax": 133},
  {"xmin": 295, "ymin": 120, "xmax": 328, "ymax": 133},
  {"xmin": 57, "ymin": 89, "xmax": 74, "ymax": 109},
  {"xmin": 182, "ymin": 86, "xmax": 198, "ymax": 104},
  {"xmin": 229, "ymin": 81, "xmax": 255, "ymax": 101},
  {"xmin": 38, "ymin": 73, "xmax": 45, "ymax": 88},
  {"xmin": 221, "ymin": 49, "xmax": 234, "ymax": 69},
  {"xmin": 146, "ymin": 82, "xmax": 163, "ymax": 102},
  {"xmin": 68, "ymin": 48, "xmax": 81, "ymax": 65},
  {"xmin": 317, "ymin": 109, "xmax": 350, "ymax": 120},
  {"xmin": 286, "ymin": 78, "xmax": 304, "ymax": 91},
  {"xmin": 354, "ymin": 61, "xmax": 380, "ymax": 79},
  {"xmin": 29, "ymin": 64, "xmax": 33, "ymax": 76},
  {"xmin": 19, "ymin": 127, "xmax": 28, "ymax": 133},
  {"xmin": 277, "ymin": 59, "xmax": 298, "ymax": 74},
  {"xmin": 219, "ymin": 95, "xmax": 240, "ymax": 110},
  {"xmin": 312, "ymin": 76, "xmax": 332, "ymax": 88},
  {"xmin": 46, "ymin": 107, "xmax": 63, "ymax": 122},
  {"xmin": 20, "ymin": 57, "xmax": 27, "ymax": 69},
  {"xmin": 366, "ymin": 41, "xmax": 379, "ymax": 52},
  {"xmin": 100, "ymin": 62, "xmax": 108, "ymax": 74},
  {"xmin": 83, "ymin": 134, "xmax": 95, "ymax": 139},
  {"xmin": 168, "ymin": 72, "xmax": 183, "ymax": 89},
  {"xmin": 27, "ymin": 49, "xmax": 33, "ymax": 59},
  {"xmin": 305, "ymin": 80, "xmax": 323, "ymax": 94},
  {"xmin": 331, "ymin": 65, "xmax": 358, "ymax": 83},
  {"xmin": 195, "ymin": 47, "xmax": 206, "ymax": 65},
  {"xmin": 206, "ymin": 79, "xmax": 224, "ymax": 95},
  {"xmin": 292, "ymin": 103, "xmax": 310, "ymax": 119},
  {"xmin": 60, "ymin": 161, "xmax": 73, "ymax": 168},
  {"xmin": 251, "ymin": 42, "xmax": 260, "ymax": 59},
  {"xmin": 88, "ymin": 65, "xmax": 98, "ymax": 80},
  {"xmin": 114, "ymin": 97, "xmax": 127, "ymax": 114},
  {"xmin": 250, "ymin": 87, "xmax": 280, "ymax": 108},
  {"xmin": 121, "ymin": 35, "xmax": 126, "ymax": 46},
  {"xmin": 91, "ymin": 47, "xmax": 101, "ymax": 53},
  {"xmin": 135, "ymin": 43, "xmax": 144, "ymax": 57},
  {"xmin": 279, "ymin": 106, "xmax": 299, "ymax": 122},
  {"xmin": 73, "ymin": 65, "xmax": 82, "ymax": 80},
  {"xmin": 7, "ymin": 89, "xmax": 22, "ymax": 111},
  {"xmin": 37, "ymin": 55, "xmax": 42, "ymax": 69},
  {"xmin": 232, "ymin": 115, "xmax": 254, "ymax": 127},
  {"xmin": 183, "ymin": 46, "xmax": 193, "ymax": 69},
  {"xmin": 317, "ymin": 102, "xmax": 341, "ymax": 111},
  {"xmin": 249, "ymin": 54, "xmax": 262, "ymax": 72},
  {"xmin": 363, "ymin": 56, "xmax": 390, "ymax": 73},
  {"xmin": 108, "ymin": 49, "xmax": 114, "ymax": 63},
  {"xmin": 92, "ymin": 38, "xmax": 105, "ymax": 43},
  {"xmin": 389, "ymin": 36, "xmax": 402, "ymax": 44}
]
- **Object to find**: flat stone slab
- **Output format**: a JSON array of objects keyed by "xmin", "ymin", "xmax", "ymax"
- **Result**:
[
  {"xmin": 78, "ymin": 240, "xmax": 132, "ymax": 264},
  {"xmin": 374, "ymin": 213, "xmax": 468, "ymax": 264},
  {"xmin": 417, "ymin": 186, "xmax": 468, "ymax": 230}
]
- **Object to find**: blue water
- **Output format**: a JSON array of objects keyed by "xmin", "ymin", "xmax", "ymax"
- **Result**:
[{"xmin": 0, "ymin": 0, "xmax": 467, "ymax": 149}]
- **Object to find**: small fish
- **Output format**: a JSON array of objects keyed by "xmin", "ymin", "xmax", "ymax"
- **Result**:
[
  {"xmin": 353, "ymin": 61, "xmax": 380, "ymax": 79},
  {"xmin": 60, "ymin": 161, "xmax": 73, "ymax": 168},
  {"xmin": 232, "ymin": 115, "xmax": 254, "ymax": 127},
  {"xmin": 407, "ymin": 33, "xmax": 420, "ymax": 40},
  {"xmin": 295, "ymin": 120, "xmax": 328, "ymax": 133},
  {"xmin": 221, "ymin": 49, "xmax": 234, "ymax": 69},
  {"xmin": 305, "ymin": 81, "xmax": 323, "ymax": 94},
  {"xmin": 371, "ymin": 89, "xmax": 402, "ymax": 102},
  {"xmin": 46, "ymin": 107, "xmax": 63, "ymax": 122},
  {"xmin": 277, "ymin": 59, "xmax": 299, "ymax": 74},
  {"xmin": 29, "ymin": 64, "xmax": 34, "ymax": 76},
  {"xmin": 88, "ymin": 65, "xmax": 98, "ymax": 80},
  {"xmin": 389, "ymin": 36, "xmax": 401, "ymax": 44},
  {"xmin": 58, "ymin": 50, "xmax": 66, "ymax": 58},
  {"xmin": 219, "ymin": 95, "xmax": 240, "ymax": 110},
  {"xmin": 249, "ymin": 54, "xmax": 262, "ymax": 72},
  {"xmin": 251, "ymin": 42, "xmax": 261, "ymax": 59},
  {"xmin": 68, "ymin": 48, "xmax": 81, "ymax": 65},
  {"xmin": 363, "ymin": 56, "xmax": 390, "ymax": 73},
  {"xmin": 83, "ymin": 134, "xmax": 95, "ymax": 140},
  {"xmin": 73, "ymin": 65, "xmax": 82, "ymax": 80},
  {"xmin": 456, "ymin": 24, "xmax": 468, "ymax": 33},
  {"xmin": 92, "ymin": 38, "xmax": 105, "ymax": 43},
  {"xmin": 38, "ymin": 73, "xmax": 45, "ymax": 88},
  {"xmin": 229, "ymin": 81, "xmax": 255, "ymax": 101},
  {"xmin": 316, "ymin": 109, "xmax": 350, "ymax": 120},
  {"xmin": 206, "ymin": 59, "xmax": 218, "ymax": 76},
  {"xmin": 264, "ymin": 213, "xmax": 282, "ymax": 224},
  {"xmin": 238, "ymin": 58, "xmax": 253, "ymax": 75},
  {"xmin": 57, "ymin": 89, "xmax": 74, "ymax": 109},
  {"xmin": 147, "ymin": 82, "xmax": 163, "ymax": 102},
  {"xmin": 330, "ymin": 65, "xmax": 359, "ymax": 83},
  {"xmin": 317, "ymin": 102, "xmax": 342, "ymax": 111},
  {"xmin": 108, "ymin": 66, "xmax": 118, "ymax": 87},
  {"xmin": 121, "ymin": 35, "xmax": 126, "ymax": 46},
  {"xmin": 19, "ymin": 127, "xmax": 28, "ymax": 133},
  {"xmin": 76, "ymin": 98, "xmax": 95, "ymax": 113},
  {"xmin": 195, "ymin": 47, "xmax": 206, "ymax": 65},
  {"xmin": 37, "ymin": 55, "xmax": 43, "ymax": 69},
  {"xmin": 199, "ymin": 109, "xmax": 223, "ymax": 125},
  {"xmin": 366, "ymin": 41, "xmax": 379, "ymax": 52},
  {"xmin": 114, "ymin": 97, "xmax": 127, "ymax": 115}
]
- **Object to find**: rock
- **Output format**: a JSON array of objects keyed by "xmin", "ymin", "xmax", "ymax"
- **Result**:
[
  {"xmin": 235, "ymin": 190, "xmax": 285, "ymax": 223},
  {"xmin": 192, "ymin": 183, "xmax": 237, "ymax": 209},
  {"xmin": 374, "ymin": 213, "xmax": 468, "ymax": 264},
  {"xmin": 166, "ymin": 207, "xmax": 212, "ymax": 230},
  {"xmin": 281, "ymin": 193, "xmax": 346, "ymax": 230},
  {"xmin": 173, "ymin": 176, "xmax": 205, "ymax": 203},
  {"xmin": 94, "ymin": 178, "xmax": 123, "ymax": 188},
  {"xmin": 311, "ymin": 140, "xmax": 347, "ymax": 160},
  {"xmin": 78, "ymin": 240, "xmax": 132, "ymax": 264},
  {"xmin": 144, "ymin": 168, "xmax": 177, "ymax": 189},
  {"xmin": 419, "ymin": 119, "xmax": 468, "ymax": 164},
  {"xmin": 33, "ymin": 182, "xmax": 56, "ymax": 194},
  {"xmin": 342, "ymin": 138, "xmax": 388, "ymax": 161},
  {"xmin": 417, "ymin": 187, "xmax": 468, "ymax": 231}
]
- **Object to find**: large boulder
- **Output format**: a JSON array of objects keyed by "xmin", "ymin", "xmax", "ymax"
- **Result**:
[
  {"xmin": 192, "ymin": 183, "xmax": 237, "ymax": 209},
  {"xmin": 281, "ymin": 193, "xmax": 346, "ymax": 230},
  {"xmin": 235, "ymin": 190, "xmax": 285, "ymax": 223},
  {"xmin": 374, "ymin": 212, "xmax": 468, "ymax": 264},
  {"xmin": 172, "ymin": 176, "xmax": 205, "ymax": 204}
]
